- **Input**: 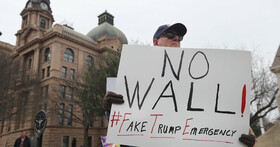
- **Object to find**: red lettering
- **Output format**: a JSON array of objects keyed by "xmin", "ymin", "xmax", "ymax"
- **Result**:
[
  {"xmin": 119, "ymin": 113, "xmax": 132, "ymax": 133},
  {"xmin": 182, "ymin": 118, "xmax": 193, "ymax": 135},
  {"xmin": 150, "ymin": 114, "xmax": 163, "ymax": 134}
]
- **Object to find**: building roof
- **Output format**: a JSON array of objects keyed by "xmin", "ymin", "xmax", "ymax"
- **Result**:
[
  {"xmin": 87, "ymin": 22, "xmax": 128, "ymax": 44},
  {"xmin": 61, "ymin": 25, "xmax": 96, "ymax": 43},
  {"xmin": 86, "ymin": 11, "xmax": 128, "ymax": 44}
]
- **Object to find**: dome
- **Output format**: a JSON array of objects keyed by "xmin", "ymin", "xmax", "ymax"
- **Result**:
[{"xmin": 86, "ymin": 11, "xmax": 128, "ymax": 44}]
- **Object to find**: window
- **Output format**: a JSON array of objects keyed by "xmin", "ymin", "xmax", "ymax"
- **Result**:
[
  {"xmin": 44, "ymin": 48, "xmax": 51, "ymax": 62},
  {"xmin": 70, "ymin": 69, "xmax": 74, "ymax": 80},
  {"xmin": 28, "ymin": 58, "xmax": 32, "ymax": 70},
  {"xmin": 42, "ymin": 69, "xmax": 45, "ymax": 79},
  {"xmin": 22, "ymin": 109, "xmax": 26, "ymax": 128},
  {"xmin": 1, "ymin": 119, "xmax": 4, "ymax": 134},
  {"xmin": 40, "ymin": 19, "xmax": 46, "ymax": 29},
  {"xmin": 62, "ymin": 67, "xmax": 67, "ymax": 78},
  {"xmin": 63, "ymin": 136, "xmax": 69, "ymax": 147},
  {"xmin": 68, "ymin": 87, "xmax": 73, "ymax": 100},
  {"xmin": 61, "ymin": 85, "xmax": 66, "ymax": 99},
  {"xmin": 86, "ymin": 56, "xmax": 93, "ymax": 67},
  {"xmin": 44, "ymin": 103, "xmax": 47, "ymax": 111},
  {"xmin": 64, "ymin": 48, "xmax": 74, "ymax": 63},
  {"xmin": 59, "ymin": 103, "xmax": 64, "ymax": 125},
  {"xmin": 45, "ymin": 85, "xmax": 49, "ymax": 99},
  {"xmin": 40, "ymin": 87, "xmax": 44, "ymax": 99},
  {"xmin": 47, "ymin": 66, "xmax": 50, "ymax": 77},
  {"xmin": 88, "ymin": 136, "xmax": 92, "ymax": 147},
  {"xmin": 67, "ymin": 105, "xmax": 73, "ymax": 126},
  {"xmin": 23, "ymin": 16, "xmax": 28, "ymax": 25}
]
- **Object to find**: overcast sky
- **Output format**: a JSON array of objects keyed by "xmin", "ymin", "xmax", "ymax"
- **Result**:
[{"xmin": 1, "ymin": 0, "xmax": 280, "ymax": 62}]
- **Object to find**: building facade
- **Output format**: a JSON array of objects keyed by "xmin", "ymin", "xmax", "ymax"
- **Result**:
[{"xmin": 0, "ymin": 0, "xmax": 127, "ymax": 146}]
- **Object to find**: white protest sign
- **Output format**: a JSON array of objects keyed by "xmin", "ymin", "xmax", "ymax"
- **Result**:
[{"xmin": 107, "ymin": 45, "xmax": 251, "ymax": 147}]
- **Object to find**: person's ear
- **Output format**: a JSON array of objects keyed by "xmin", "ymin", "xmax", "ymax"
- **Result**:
[{"xmin": 153, "ymin": 38, "xmax": 159, "ymax": 46}]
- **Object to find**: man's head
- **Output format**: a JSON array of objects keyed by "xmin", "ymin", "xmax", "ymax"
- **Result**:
[
  {"xmin": 21, "ymin": 131, "xmax": 27, "ymax": 138},
  {"xmin": 153, "ymin": 23, "xmax": 187, "ymax": 48}
]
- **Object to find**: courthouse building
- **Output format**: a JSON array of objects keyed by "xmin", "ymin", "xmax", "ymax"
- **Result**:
[{"xmin": 0, "ymin": 0, "xmax": 127, "ymax": 146}]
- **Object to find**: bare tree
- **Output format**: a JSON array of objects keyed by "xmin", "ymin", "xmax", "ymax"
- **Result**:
[{"xmin": 250, "ymin": 52, "xmax": 278, "ymax": 125}]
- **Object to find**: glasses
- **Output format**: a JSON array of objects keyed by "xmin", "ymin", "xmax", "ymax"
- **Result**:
[{"xmin": 161, "ymin": 32, "xmax": 183, "ymax": 41}]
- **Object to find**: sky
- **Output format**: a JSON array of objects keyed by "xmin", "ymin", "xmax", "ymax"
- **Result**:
[
  {"xmin": 0, "ymin": 0, "xmax": 280, "ymax": 62},
  {"xmin": 0, "ymin": 0, "xmax": 279, "ymax": 121}
]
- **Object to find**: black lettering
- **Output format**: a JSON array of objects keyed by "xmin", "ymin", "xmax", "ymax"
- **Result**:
[
  {"xmin": 187, "ymin": 82, "xmax": 204, "ymax": 111},
  {"xmin": 189, "ymin": 51, "xmax": 209, "ymax": 80},
  {"xmin": 158, "ymin": 124, "xmax": 163, "ymax": 133},
  {"xmin": 161, "ymin": 50, "xmax": 184, "ymax": 80},
  {"xmin": 219, "ymin": 129, "xmax": 226, "ymax": 136},
  {"xmin": 124, "ymin": 76, "xmax": 155, "ymax": 110},
  {"xmin": 208, "ymin": 129, "xmax": 213, "ymax": 135},
  {"xmin": 214, "ymin": 129, "xmax": 219, "ymax": 135},
  {"xmin": 152, "ymin": 80, "xmax": 178, "ymax": 112},
  {"xmin": 141, "ymin": 121, "xmax": 147, "ymax": 132},
  {"xmin": 231, "ymin": 130, "xmax": 237, "ymax": 137},
  {"xmin": 163, "ymin": 125, "xmax": 168, "ymax": 133},
  {"xmin": 215, "ymin": 84, "xmax": 236, "ymax": 114},
  {"xmin": 199, "ymin": 128, "xmax": 204, "ymax": 134},
  {"xmin": 134, "ymin": 121, "xmax": 141, "ymax": 132},
  {"xmin": 169, "ymin": 126, "xmax": 175, "ymax": 134},
  {"xmin": 226, "ymin": 130, "xmax": 231, "ymax": 136},
  {"xmin": 190, "ymin": 127, "xmax": 197, "ymax": 135},
  {"xmin": 203, "ymin": 127, "xmax": 209, "ymax": 134},
  {"xmin": 126, "ymin": 121, "xmax": 134, "ymax": 132},
  {"xmin": 175, "ymin": 126, "xmax": 181, "ymax": 134}
]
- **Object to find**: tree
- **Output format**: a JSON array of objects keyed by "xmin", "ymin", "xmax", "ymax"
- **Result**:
[
  {"xmin": 250, "ymin": 52, "xmax": 278, "ymax": 125},
  {"xmin": 77, "ymin": 51, "xmax": 120, "ymax": 147},
  {"xmin": 0, "ymin": 52, "xmax": 40, "ymax": 131},
  {"xmin": 49, "ymin": 51, "xmax": 120, "ymax": 147}
]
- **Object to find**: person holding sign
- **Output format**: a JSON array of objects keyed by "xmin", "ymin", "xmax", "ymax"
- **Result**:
[{"xmin": 103, "ymin": 23, "xmax": 256, "ymax": 147}]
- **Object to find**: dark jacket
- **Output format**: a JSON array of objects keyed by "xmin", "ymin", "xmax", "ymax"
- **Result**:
[{"xmin": 14, "ymin": 136, "xmax": 31, "ymax": 147}]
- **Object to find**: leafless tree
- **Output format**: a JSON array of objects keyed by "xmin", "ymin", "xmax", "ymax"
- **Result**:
[{"xmin": 250, "ymin": 52, "xmax": 278, "ymax": 125}]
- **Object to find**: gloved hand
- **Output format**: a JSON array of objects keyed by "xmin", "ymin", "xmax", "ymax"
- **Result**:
[
  {"xmin": 239, "ymin": 134, "xmax": 256, "ymax": 147},
  {"xmin": 103, "ymin": 91, "xmax": 124, "ymax": 114}
]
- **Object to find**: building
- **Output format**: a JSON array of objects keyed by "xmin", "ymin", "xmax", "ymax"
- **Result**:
[{"xmin": 0, "ymin": 0, "xmax": 127, "ymax": 146}]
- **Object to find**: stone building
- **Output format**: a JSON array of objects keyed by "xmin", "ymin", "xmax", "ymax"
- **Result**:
[
  {"xmin": 256, "ymin": 45, "xmax": 280, "ymax": 147},
  {"xmin": 0, "ymin": 0, "xmax": 127, "ymax": 146}
]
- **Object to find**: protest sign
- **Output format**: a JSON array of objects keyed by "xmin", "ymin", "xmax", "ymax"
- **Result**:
[{"xmin": 107, "ymin": 45, "xmax": 251, "ymax": 147}]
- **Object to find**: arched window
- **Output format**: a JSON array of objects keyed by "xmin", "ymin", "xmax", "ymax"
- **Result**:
[
  {"xmin": 64, "ymin": 48, "xmax": 74, "ymax": 63},
  {"xmin": 86, "ymin": 56, "xmax": 93, "ymax": 67},
  {"xmin": 40, "ymin": 19, "xmax": 46, "ymax": 29},
  {"xmin": 44, "ymin": 48, "xmax": 51, "ymax": 62}
]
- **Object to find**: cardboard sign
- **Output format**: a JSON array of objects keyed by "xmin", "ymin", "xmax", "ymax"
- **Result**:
[{"xmin": 107, "ymin": 45, "xmax": 251, "ymax": 147}]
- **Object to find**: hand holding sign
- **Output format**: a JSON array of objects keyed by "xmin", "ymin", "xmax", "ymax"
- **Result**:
[{"xmin": 103, "ymin": 91, "xmax": 124, "ymax": 113}]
